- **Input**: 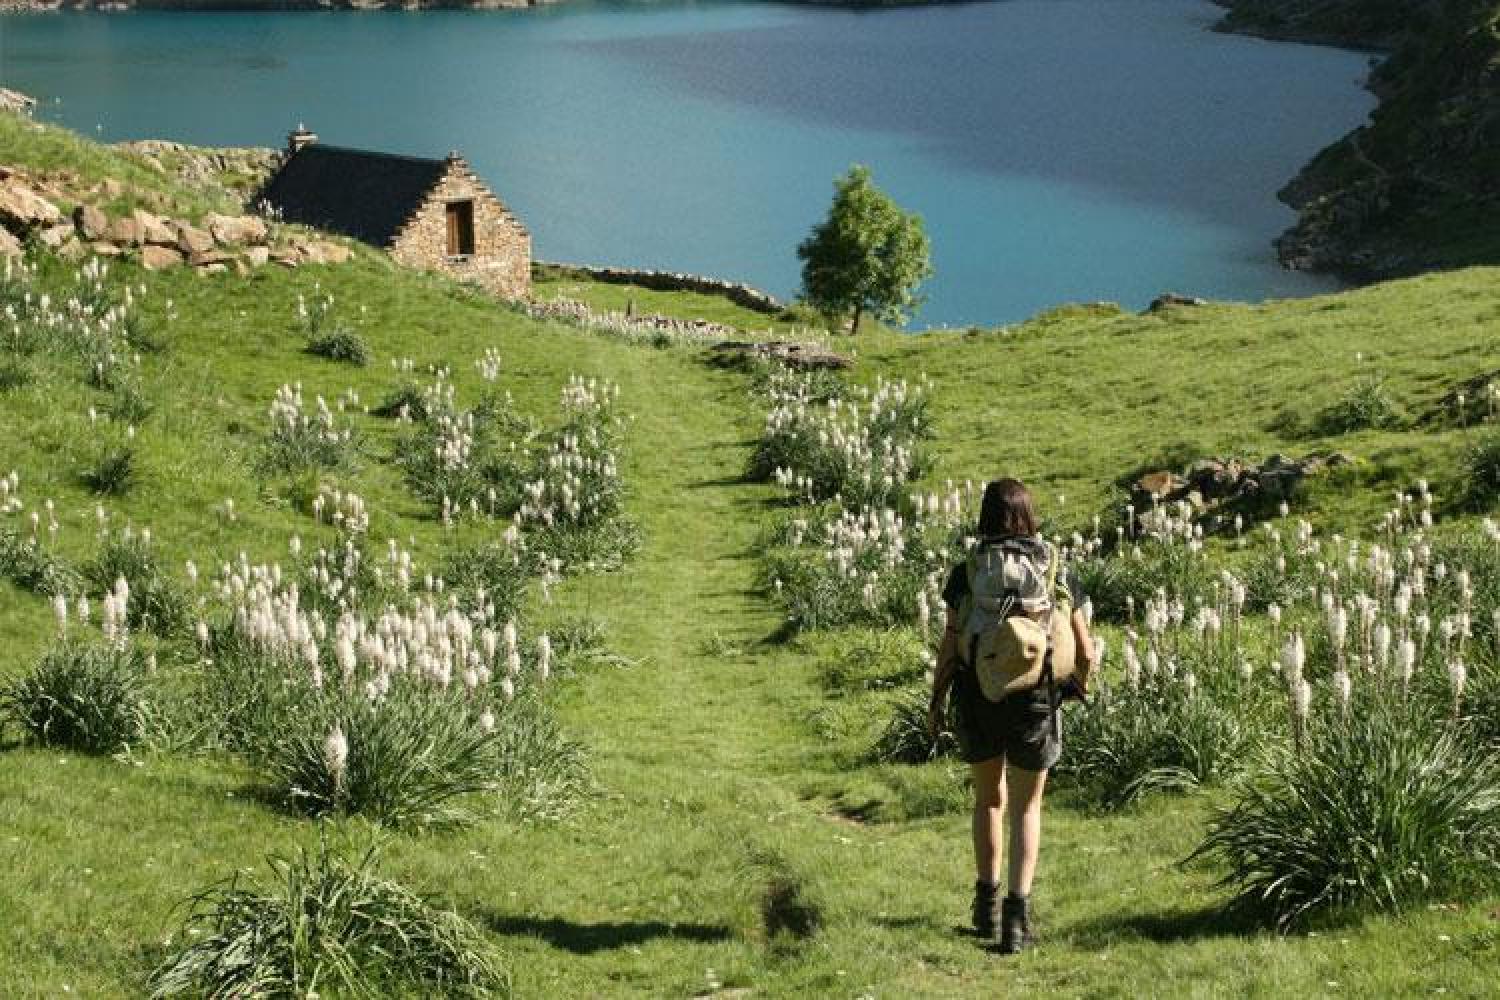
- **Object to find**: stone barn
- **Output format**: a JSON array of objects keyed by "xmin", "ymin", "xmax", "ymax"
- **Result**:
[{"xmin": 257, "ymin": 126, "xmax": 531, "ymax": 300}]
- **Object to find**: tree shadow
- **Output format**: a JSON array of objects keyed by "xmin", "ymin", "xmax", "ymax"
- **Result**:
[{"xmin": 485, "ymin": 913, "xmax": 733, "ymax": 955}]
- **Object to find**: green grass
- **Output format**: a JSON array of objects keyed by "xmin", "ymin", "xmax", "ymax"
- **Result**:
[{"xmin": 3, "ymin": 116, "xmax": 1500, "ymax": 996}]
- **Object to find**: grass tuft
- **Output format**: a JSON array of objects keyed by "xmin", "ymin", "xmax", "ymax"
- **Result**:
[
  {"xmin": 149, "ymin": 836, "xmax": 508, "ymax": 998},
  {"xmin": 3, "ymin": 642, "xmax": 149, "ymax": 753}
]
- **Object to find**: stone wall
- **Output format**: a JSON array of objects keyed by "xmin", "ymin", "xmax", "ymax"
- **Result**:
[
  {"xmin": 534, "ymin": 261, "xmax": 784, "ymax": 315},
  {"xmin": 390, "ymin": 157, "xmax": 530, "ymax": 301}
]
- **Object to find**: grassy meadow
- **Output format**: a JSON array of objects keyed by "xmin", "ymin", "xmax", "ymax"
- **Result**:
[{"xmin": 2, "ymin": 115, "xmax": 1500, "ymax": 997}]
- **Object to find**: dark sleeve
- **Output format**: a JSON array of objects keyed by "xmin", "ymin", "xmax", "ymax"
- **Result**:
[{"xmin": 941, "ymin": 563, "xmax": 968, "ymax": 612}]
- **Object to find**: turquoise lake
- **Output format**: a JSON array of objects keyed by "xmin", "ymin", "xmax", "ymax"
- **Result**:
[{"xmin": 0, "ymin": 1, "xmax": 1377, "ymax": 326}]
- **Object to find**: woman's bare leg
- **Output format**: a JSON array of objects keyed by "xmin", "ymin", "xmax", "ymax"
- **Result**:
[
  {"xmin": 970, "ymin": 757, "xmax": 1007, "ymax": 885},
  {"xmin": 1005, "ymin": 765, "xmax": 1048, "ymax": 896}
]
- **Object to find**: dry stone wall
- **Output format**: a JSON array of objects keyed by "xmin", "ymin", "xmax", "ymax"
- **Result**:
[{"xmin": 390, "ymin": 158, "xmax": 531, "ymax": 301}]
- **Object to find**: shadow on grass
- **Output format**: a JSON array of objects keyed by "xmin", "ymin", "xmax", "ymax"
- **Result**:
[
  {"xmin": 485, "ymin": 914, "xmax": 733, "ymax": 955},
  {"xmin": 1070, "ymin": 901, "xmax": 1267, "ymax": 945}
]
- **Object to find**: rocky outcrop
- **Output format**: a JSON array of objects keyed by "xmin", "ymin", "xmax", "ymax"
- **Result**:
[
  {"xmin": 1131, "ymin": 452, "xmax": 1356, "ymax": 531},
  {"xmin": 0, "ymin": 162, "xmax": 355, "ymax": 273},
  {"xmin": 1221, "ymin": 1, "xmax": 1500, "ymax": 281},
  {"xmin": 0, "ymin": 87, "xmax": 36, "ymax": 116},
  {"xmin": 707, "ymin": 340, "xmax": 851, "ymax": 371},
  {"xmin": 0, "ymin": 172, "xmax": 62, "ymax": 231},
  {"xmin": 1214, "ymin": 0, "xmax": 1437, "ymax": 50}
]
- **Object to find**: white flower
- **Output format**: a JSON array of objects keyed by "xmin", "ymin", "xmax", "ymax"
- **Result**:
[
  {"xmin": 324, "ymin": 725, "xmax": 349, "ymax": 789},
  {"xmin": 537, "ymin": 634, "xmax": 552, "ymax": 682},
  {"xmin": 52, "ymin": 594, "xmax": 68, "ymax": 635},
  {"xmin": 1292, "ymin": 678, "xmax": 1312, "ymax": 721},
  {"xmin": 1332, "ymin": 670, "xmax": 1352, "ymax": 710},
  {"xmin": 479, "ymin": 709, "xmax": 496, "ymax": 732},
  {"xmin": 1449, "ymin": 660, "xmax": 1468, "ymax": 702},
  {"xmin": 1397, "ymin": 637, "xmax": 1417, "ymax": 685},
  {"xmin": 1280, "ymin": 634, "xmax": 1306, "ymax": 681}
]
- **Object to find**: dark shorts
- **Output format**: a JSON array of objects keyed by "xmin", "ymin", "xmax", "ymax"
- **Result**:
[{"xmin": 951, "ymin": 671, "xmax": 1061, "ymax": 771}]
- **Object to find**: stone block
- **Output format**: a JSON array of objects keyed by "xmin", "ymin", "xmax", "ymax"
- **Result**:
[
  {"xmin": 0, "ymin": 179, "xmax": 61, "ymax": 231},
  {"xmin": 108, "ymin": 215, "xmax": 144, "ymax": 247},
  {"xmin": 140, "ymin": 244, "xmax": 184, "ymax": 271},
  {"xmin": 74, "ymin": 203, "xmax": 109, "ymax": 241},
  {"xmin": 175, "ymin": 222, "xmax": 214, "ymax": 256},
  {"xmin": 134, "ymin": 210, "xmax": 176, "ymax": 246}
]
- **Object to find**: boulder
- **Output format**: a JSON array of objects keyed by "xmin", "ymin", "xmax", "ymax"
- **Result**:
[
  {"xmin": 0, "ymin": 179, "xmax": 61, "ymax": 231},
  {"xmin": 205, "ymin": 212, "xmax": 268, "ymax": 247},
  {"xmin": 189, "ymin": 248, "xmax": 233, "ymax": 269},
  {"xmin": 89, "ymin": 241, "xmax": 123, "ymax": 257},
  {"xmin": 1146, "ymin": 292, "xmax": 1207, "ymax": 314},
  {"xmin": 0, "ymin": 226, "xmax": 21, "ymax": 258},
  {"xmin": 244, "ymin": 245, "xmax": 270, "ymax": 268},
  {"xmin": 174, "ymin": 222, "xmax": 214, "ymax": 257},
  {"xmin": 107, "ymin": 215, "xmax": 144, "ymax": 247},
  {"xmin": 139, "ymin": 244, "xmax": 184, "ymax": 271},
  {"xmin": 708, "ymin": 340, "xmax": 852, "ymax": 371},
  {"xmin": 306, "ymin": 240, "xmax": 351, "ymax": 264},
  {"xmin": 37, "ymin": 224, "xmax": 74, "ymax": 249},
  {"xmin": 73, "ymin": 203, "xmax": 109, "ymax": 241},
  {"xmin": 271, "ymin": 252, "xmax": 301, "ymax": 269},
  {"xmin": 1134, "ymin": 470, "xmax": 1183, "ymax": 500},
  {"xmin": 133, "ymin": 210, "xmax": 176, "ymax": 246}
]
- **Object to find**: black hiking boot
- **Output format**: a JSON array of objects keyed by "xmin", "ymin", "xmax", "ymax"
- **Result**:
[
  {"xmin": 997, "ymin": 894, "xmax": 1034, "ymax": 955},
  {"xmin": 970, "ymin": 880, "xmax": 1001, "ymax": 940}
]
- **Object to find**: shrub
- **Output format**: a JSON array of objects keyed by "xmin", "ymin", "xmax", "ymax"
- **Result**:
[
  {"xmin": 372, "ymin": 380, "xmax": 428, "ymax": 420},
  {"xmin": 306, "ymin": 328, "xmax": 371, "ymax": 366},
  {"xmin": 108, "ymin": 375, "xmax": 156, "ymax": 424},
  {"xmin": 1315, "ymin": 375, "xmax": 1405, "ymax": 435},
  {"xmin": 489, "ymin": 691, "xmax": 591, "ymax": 823},
  {"xmin": 440, "ymin": 540, "xmax": 534, "ymax": 624},
  {"xmin": 149, "ymin": 838, "xmax": 507, "ymax": 998},
  {"xmin": 748, "ymin": 375, "xmax": 933, "ymax": 509},
  {"xmin": 1072, "ymin": 536, "xmax": 1216, "ymax": 624},
  {"xmin": 818, "ymin": 627, "xmax": 929, "ymax": 693},
  {"xmin": 0, "ymin": 360, "xmax": 31, "ymax": 392},
  {"xmin": 0, "ymin": 527, "xmax": 79, "ymax": 597},
  {"xmin": 1194, "ymin": 697, "xmax": 1500, "ymax": 927},
  {"xmin": 871, "ymin": 687, "xmax": 954, "ymax": 764},
  {"xmin": 193, "ymin": 630, "xmax": 312, "ymax": 756},
  {"xmin": 81, "ymin": 444, "xmax": 136, "ymax": 496},
  {"xmin": 260, "ymin": 383, "xmax": 354, "ymax": 474},
  {"xmin": 3, "ymin": 642, "xmax": 149, "ymax": 753},
  {"xmin": 266, "ymin": 684, "xmax": 503, "ymax": 829},
  {"xmin": 764, "ymin": 505, "xmax": 954, "ymax": 633},
  {"xmin": 1059, "ymin": 678, "xmax": 1254, "ymax": 809},
  {"xmin": 84, "ymin": 529, "xmax": 188, "ymax": 638},
  {"xmin": 1463, "ymin": 429, "xmax": 1500, "ymax": 508}
]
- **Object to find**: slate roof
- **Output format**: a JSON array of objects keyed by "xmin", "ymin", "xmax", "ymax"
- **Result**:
[{"xmin": 257, "ymin": 144, "xmax": 451, "ymax": 247}]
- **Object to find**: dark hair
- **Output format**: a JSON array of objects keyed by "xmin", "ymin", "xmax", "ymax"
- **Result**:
[{"xmin": 977, "ymin": 478, "xmax": 1038, "ymax": 538}]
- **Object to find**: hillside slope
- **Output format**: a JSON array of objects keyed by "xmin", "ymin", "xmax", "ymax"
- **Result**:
[{"xmin": 3, "ymin": 116, "xmax": 1500, "ymax": 996}]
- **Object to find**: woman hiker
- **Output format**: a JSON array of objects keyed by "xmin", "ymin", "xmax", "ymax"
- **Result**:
[{"xmin": 927, "ymin": 478, "xmax": 1097, "ymax": 954}]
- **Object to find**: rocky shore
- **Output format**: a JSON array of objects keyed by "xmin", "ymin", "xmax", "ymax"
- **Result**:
[{"xmin": 1215, "ymin": 0, "xmax": 1500, "ymax": 282}]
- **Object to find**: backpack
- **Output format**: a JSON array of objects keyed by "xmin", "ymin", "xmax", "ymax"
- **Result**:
[{"xmin": 958, "ymin": 538, "xmax": 1078, "ymax": 704}]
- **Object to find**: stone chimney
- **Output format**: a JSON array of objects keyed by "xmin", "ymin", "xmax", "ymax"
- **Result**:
[{"xmin": 287, "ymin": 124, "xmax": 319, "ymax": 156}]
